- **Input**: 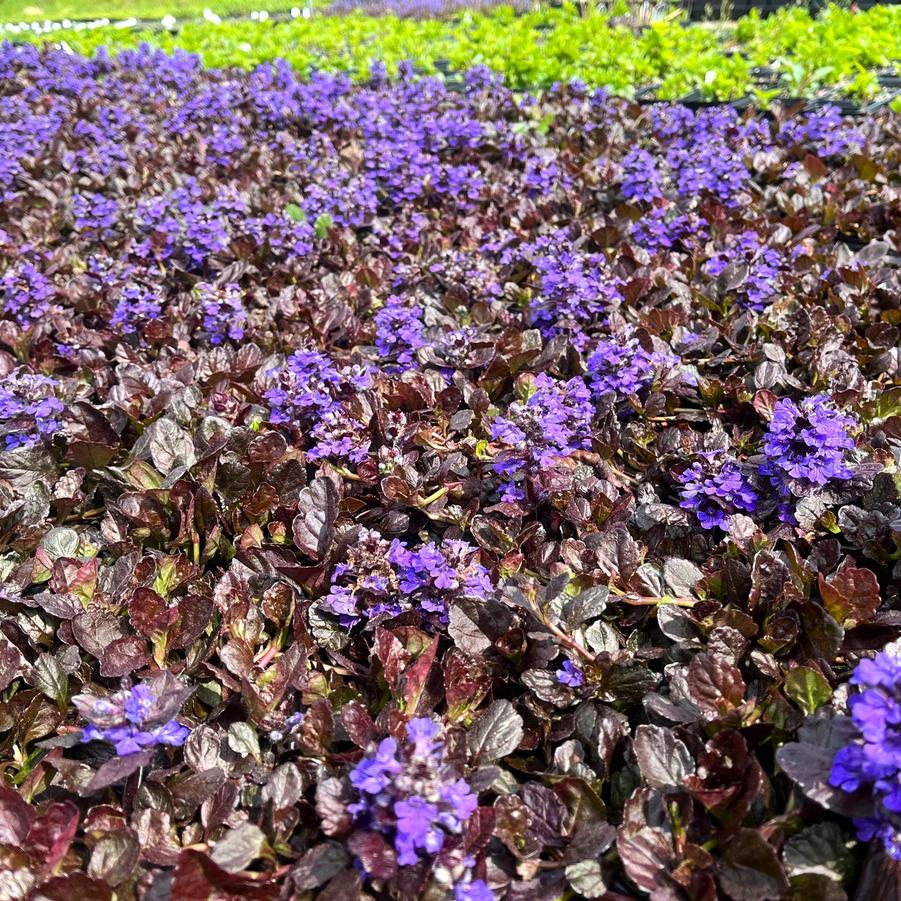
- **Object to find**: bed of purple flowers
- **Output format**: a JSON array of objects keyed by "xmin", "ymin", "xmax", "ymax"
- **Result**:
[{"xmin": 0, "ymin": 39, "xmax": 900, "ymax": 900}]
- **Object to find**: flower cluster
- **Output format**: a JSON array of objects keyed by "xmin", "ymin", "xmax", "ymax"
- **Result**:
[
  {"xmin": 134, "ymin": 178, "xmax": 241, "ymax": 269},
  {"xmin": 620, "ymin": 147, "xmax": 663, "ymax": 203},
  {"xmin": 676, "ymin": 451, "xmax": 759, "ymax": 530},
  {"xmin": 349, "ymin": 717, "xmax": 488, "ymax": 898},
  {"xmin": 0, "ymin": 371, "xmax": 64, "ymax": 450},
  {"xmin": 197, "ymin": 281, "xmax": 247, "ymax": 345},
  {"xmin": 319, "ymin": 528, "xmax": 399, "ymax": 625},
  {"xmin": 830, "ymin": 651, "xmax": 901, "ymax": 859},
  {"xmin": 490, "ymin": 374, "xmax": 593, "ymax": 502},
  {"xmin": 760, "ymin": 395, "xmax": 857, "ymax": 507},
  {"xmin": 1, "ymin": 260, "xmax": 55, "ymax": 326},
  {"xmin": 268, "ymin": 710, "xmax": 305, "ymax": 743},
  {"xmin": 586, "ymin": 332, "xmax": 678, "ymax": 404},
  {"xmin": 74, "ymin": 682, "xmax": 190, "ymax": 757},
  {"xmin": 307, "ymin": 407, "xmax": 373, "ymax": 465},
  {"xmin": 71, "ymin": 191, "xmax": 120, "ymax": 236},
  {"xmin": 319, "ymin": 529, "xmax": 492, "ymax": 626},
  {"xmin": 110, "ymin": 284, "xmax": 163, "ymax": 334},
  {"xmin": 374, "ymin": 295, "xmax": 426, "ymax": 368},
  {"xmin": 651, "ymin": 105, "xmax": 756, "ymax": 205},
  {"xmin": 265, "ymin": 349, "xmax": 374, "ymax": 464},
  {"xmin": 265, "ymin": 349, "xmax": 372, "ymax": 427},
  {"xmin": 388, "ymin": 538, "xmax": 493, "ymax": 621},
  {"xmin": 511, "ymin": 234, "xmax": 623, "ymax": 348},
  {"xmin": 779, "ymin": 105, "xmax": 865, "ymax": 158},
  {"xmin": 630, "ymin": 205, "xmax": 709, "ymax": 253},
  {"xmin": 522, "ymin": 151, "xmax": 570, "ymax": 199}
]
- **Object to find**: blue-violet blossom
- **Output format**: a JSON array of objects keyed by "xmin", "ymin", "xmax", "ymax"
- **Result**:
[
  {"xmin": 557, "ymin": 660, "xmax": 585, "ymax": 687},
  {"xmin": 348, "ymin": 717, "xmax": 479, "ymax": 868},
  {"xmin": 676, "ymin": 451, "xmax": 759, "ymax": 530},
  {"xmin": 319, "ymin": 529, "xmax": 492, "ymax": 626},
  {"xmin": 490, "ymin": 374, "xmax": 593, "ymax": 503},
  {"xmin": 0, "ymin": 371, "xmax": 64, "ymax": 450},
  {"xmin": 830, "ymin": 651, "xmax": 901, "ymax": 860},
  {"xmin": 74, "ymin": 683, "xmax": 189, "ymax": 757},
  {"xmin": 198, "ymin": 281, "xmax": 247, "ymax": 345}
]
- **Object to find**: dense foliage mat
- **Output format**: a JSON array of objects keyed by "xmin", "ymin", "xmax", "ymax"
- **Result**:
[
  {"xmin": 1, "ymin": 43, "xmax": 901, "ymax": 900},
  {"xmin": 13, "ymin": 3, "xmax": 901, "ymax": 105}
]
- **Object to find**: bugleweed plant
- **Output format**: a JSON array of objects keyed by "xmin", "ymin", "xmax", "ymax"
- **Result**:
[{"xmin": 0, "ymin": 41, "xmax": 900, "ymax": 900}]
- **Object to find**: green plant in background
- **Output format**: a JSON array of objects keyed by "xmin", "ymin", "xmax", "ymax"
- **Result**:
[
  {"xmin": 0, "ymin": 0, "xmax": 303, "ymax": 21},
  {"xmin": 6, "ymin": 2, "xmax": 900, "ymax": 102}
]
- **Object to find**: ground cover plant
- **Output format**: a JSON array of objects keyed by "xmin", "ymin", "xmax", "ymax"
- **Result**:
[
  {"xmin": 11, "ymin": 3, "xmax": 901, "ymax": 105},
  {"xmin": 0, "ymin": 41, "xmax": 900, "ymax": 900},
  {"xmin": 0, "ymin": 0, "xmax": 306, "ymax": 23}
]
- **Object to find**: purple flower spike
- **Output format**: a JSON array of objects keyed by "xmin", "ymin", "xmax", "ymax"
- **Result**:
[
  {"xmin": 74, "ymin": 675, "xmax": 192, "ymax": 758},
  {"xmin": 2, "ymin": 261, "xmax": 55, "ymax": 327},
  {"xmin": 348, "ymin": 717, "xmax": 479, "ymax": 871},
  {"xmin": 490, "ymin": 374, "xmax": 593, "ymax": 502},
  {"xmin": 198, "ymin": 282, "xmax": 248, "ymax": 345},
  {"xmin": 760, "ymin": 394, "xmax": 857, "ymax": 521},
  {"xmin": 0, "ymin": 371, "xmax": 64, "ymax": 450},
  {"xmin": 676, "ymin": 451, "xmax": 758, "ymax": 531},
  {"xmin": 374, "ymin": 295, "xmax": 426, "ymax": 368},
  {"xmin": 319, "ymin": 530, "xmax": 492, "ymax": 627},
  {"xmin": 587, "ymin": 331, "xmax": 680, "ymax": 405},
  {"xmin": 830, "ymin": 650, "xmax": 901, "ymax": 860}
]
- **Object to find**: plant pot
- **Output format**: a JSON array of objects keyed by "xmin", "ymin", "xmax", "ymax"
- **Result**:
[{"xmin": 678, "ymin": 89, "xmax": 753, "ymax": 109}]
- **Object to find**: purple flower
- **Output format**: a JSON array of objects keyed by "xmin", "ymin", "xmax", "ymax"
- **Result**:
[
  {"xmin": 133, "ymin": 177, "xmax": 241, "ymax": 269},
  {"xmin": 455, "ymin": 880, "xmax": 494, "ymax": 901},
  {"xmin": 197, "ymin": 282, "xmax": 247, "ymax": 345},
  {"xmin": 586, "ymin": 332, "xmax": 680, "ymax": 404},
  {"xmin": 111, "ymin": 284, "xmax": 163, "ymax": 334},
  {"xmin": 1, "ymin": 261, "xmax": 55, "ymax": 327},
  {"xmin": 349, "ymin": 717, "xmax": 479, "ymax": 871},
  {"xmin": 408, "ymin": 717, "xmax": 442, "ymax": 757},
  {"xmin": 268, "ymin": 710, "xmax": 305, "ymax": 743},
  {"xmin": 71, "ymin": 191, "xmax": 120, "ymax": 236},
  {"xmin": 557, "ymin": 660, "xmax": 584, "ymax": 687},
  {"xmin": 830, "ymin": 650, "xmax": 901, "ymax": 860},
  {"xmin": 394, "ymin": 796, "xmax": 444, "ymax": 863},
  {"xmin": 440, "ymin": 778, "xmax": 479, "ymax": 822},
  {"xmin": 704, "ymin": 231, "xmax": 784, "ymax": 312},
  {"xmin": 650, "ymin": 105, "xmax": 756, "ymax": 206},
  {"xmin": 75, "ymin": 681, "xmax": 189, "ymax": 757},
  {"xmin": 621, "ymin": 147, "xmax": 663, "ymax": 203},
  {"xmin": 631, "ymin": 205, "xmax": 709, "ymax": 253},
  {"xmin": 676, "ymin": 451, "xmax": 759, "ymax": 530},
  {"xmin": 265, "ymin": 349, "xmax": 373, "ymax": 463},
  {"xmin": 307, "ymin": 407, "xmax": 372, "ymax": 465},
  {"xmin": 779, "ymin": 106, "xmax": 865, "ymax": 158},
  {"xmin": 374, "ymin": 295, "xmax": 426, "ymax": 368},
  {"xmin": 350, "ymin": 738, "xmax": 403, "ymax": 794},
  {"xmin": 124, "ymin": 684, "xmax": 155, "ymax": 723},
  {"xmin": 389, "ymin": 538, "xmax": 493, "ymax": 622},
  {"xmin": 490, "ymin": 374, "xmax": 593, "ymax": 503},
  {"xmin": 319, "ymin": 530, "xmax": 492, "ymax": 627},
  {"xmin": 265, "ymin": 349, "xmax": 372, "ymax": 427},
  {"xmin": 760, "ymin": 395, "xmax": 857, "ymax": 520},
  {"xmin": 0, "ymin": 371, "xmax": 64, "ymax": 450},
  {"xmin": 508, "ymin": 234, "xmax": 622, "ymax": 349},
  {"xmin": 522, "ymin": 151, "xmax": 570, "ymax": 198}
]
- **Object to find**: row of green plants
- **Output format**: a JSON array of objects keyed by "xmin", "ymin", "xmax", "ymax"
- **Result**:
[{"xmin": 17, "ymin": 2, "xmax": 901, "ymax": 102}]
